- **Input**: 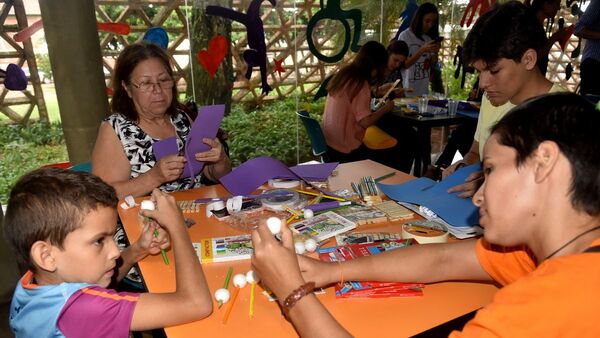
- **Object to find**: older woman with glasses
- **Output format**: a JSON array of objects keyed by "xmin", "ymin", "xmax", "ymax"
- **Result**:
[{"xmin": 92, "ymin": 42, "xmax": 231, "ymax": 199}]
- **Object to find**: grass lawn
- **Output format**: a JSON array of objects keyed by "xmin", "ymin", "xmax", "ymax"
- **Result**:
[{"xmin": 0, "ymin": 84, "xmax": 62, "ymax": 123}]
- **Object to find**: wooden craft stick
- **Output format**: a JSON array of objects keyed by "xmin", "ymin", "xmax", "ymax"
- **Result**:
[
  {"xmin": 222, "ymin": 287, "xmax": 240, "ymax": 324},
  {"xmin": 249, "ymin": 282, "xmax": 256, "ymax": 318}
]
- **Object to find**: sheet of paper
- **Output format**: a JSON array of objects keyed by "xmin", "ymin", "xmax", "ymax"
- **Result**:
[
  {"xmin": 152, "ymin": 136, "xmax": 178, "ymax": 161},
  {"xmin": 183, "ymin": 104, "xmax": 226, "ymax": 179},
  {"xmin": 378, "ymin": 163, "xmax": 481, "ymax": 227}
]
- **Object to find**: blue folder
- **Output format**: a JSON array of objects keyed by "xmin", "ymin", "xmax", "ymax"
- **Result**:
[{"xmin": 378, "ymin": 163, "xmax": 482, "ymax": 227}]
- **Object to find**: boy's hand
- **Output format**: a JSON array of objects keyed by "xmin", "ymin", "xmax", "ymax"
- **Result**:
[
  {"xmin": 140, "ymin": 189, "xmax": 185, "ymax": 232},
  {"xmin": 135, "ymin": 221, "xmax": 170, "ymax": 257}
]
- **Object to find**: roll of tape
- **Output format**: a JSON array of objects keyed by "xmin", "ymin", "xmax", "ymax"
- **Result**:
[
  {"xmin": 268, "ymin": 179, "xmax": 301, "ymax": 189},
  {"xmin": 226, "ymin": 196, "xmax": 243, "ymax": 213},
  {"xmin": 261, "ymin": 189, "xmax": 300, "ymax": 211},
  {"xmin": 402, "ymin": 220, "xmax": 449, "ymax": 244}
]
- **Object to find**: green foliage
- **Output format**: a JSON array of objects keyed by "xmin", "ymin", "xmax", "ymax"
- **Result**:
[
  {"xmin": 442, "ymin": 60, "xmax": 477, "ymax": 100},
  {"xmin": 35, "ymin": 53, "xmax": 53, "ymax": 82},
  {"xmin": 0, "ymin": 122, "xmax": 68, "ymax": 204},
  {"xmin": 222, "ymin": 98, "xmax": 325, "ymax": 167}
]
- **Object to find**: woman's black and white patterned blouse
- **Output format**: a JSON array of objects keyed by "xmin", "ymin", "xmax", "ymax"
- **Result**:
[{"xmin": 104, "ymin": 110, "xmax": 203, "ymax": 192}]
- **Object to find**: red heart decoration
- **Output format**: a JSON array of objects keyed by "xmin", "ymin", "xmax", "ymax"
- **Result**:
[{"xmin": 197, "ymin": 35, "xmax": 228, "ymax": 78}]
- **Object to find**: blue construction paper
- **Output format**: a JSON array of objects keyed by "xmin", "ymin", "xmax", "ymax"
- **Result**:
[
  {"xmin": 152, "ymin": 136, "xmax": 178, "ymax": 161},
  {"xmin": 457, "ymin": 110, "xmax": 479, "ymax": 119},
  {"xmin": 378, "ymin": 163, "xmax": 482, "ymax": 227}
]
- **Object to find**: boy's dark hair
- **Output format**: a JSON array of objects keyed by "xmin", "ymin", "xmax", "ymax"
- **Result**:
[
  {"xmin": 387, "ymin": 40, "xmax": 409, "ymax": 57},
  {"xmin": 491, "ymin": 93, "xmax": 600, "ymax": 216},
  {"xmin": 409, "ymin": 2, "xmax": 439, "ymax": 40},
  {"xmin": 462, "ymin": 1, "xmax": 547, "ymax": 66},
  {"xmin": 327, "ymin": 41, "xmax": 388, "ymax": 98},
  {"xmin": 3, "ymin": 168, "xmax": 118, "ymax": 271}
]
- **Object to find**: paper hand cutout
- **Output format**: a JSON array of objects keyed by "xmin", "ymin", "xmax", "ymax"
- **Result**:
[
  {"xmin": 392, "ymin": 0, "xmax": 418, "ymax": 41},
  {"xmin": 460, "ymin": 0, "xmax": 496, "ymax": 27},
  {"xmin": 198, "ymin": 35, "xmax": 228, "ymax": 78},
  {"xmin": 15, "ymin": 20, "xmax": 130, "ymax": 43},
  {"xmin": 306, "ymin": 0, "xmax": 362, "ymax": 63},
  {"xmin": 1, "ymin": 64, "xmax": 28, "ymax": 91},
  {"xmin": 206, "ymin": 0, "xmax": 276, "ymax": 95}
]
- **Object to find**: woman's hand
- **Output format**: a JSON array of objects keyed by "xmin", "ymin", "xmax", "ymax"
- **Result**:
[
  {"xmin": 152, "ymin": 154, "xmax": 186, "ymax": 184},
  {"xmin": 195, "ymin": 137, "xmax": 226, "ymax": 164},
  {"xmin": 251, "ymin": 219, "xmax": 305, "ymax": 303},
  {"xmin": 419, "ymin": 40, "xmax": 440, "ymax": 55},
  {"xmin": 297, "ymin": 255, "xmax": 339, "ymax": 288}
]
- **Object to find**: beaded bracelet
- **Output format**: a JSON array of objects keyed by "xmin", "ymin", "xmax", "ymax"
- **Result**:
[{"xmin": 282, "ymin": 281, "xmax": 316, "ymax": 316}]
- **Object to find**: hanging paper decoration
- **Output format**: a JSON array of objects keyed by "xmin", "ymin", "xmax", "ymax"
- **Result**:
[
  {"xmin": 197, "ymin": 35, "xmax": 228, "ymax": 79},
  {"xmin": 14, "ymin": 19, "xmax": 43, "ymax": 42},
  {"xmin": 392, "ymin": 0, "xmax": 418, "ymax": 41},
  {"xmin": 460, "ymin": 0, "xmax": 496, "ymax": 28},
  {"xmin": 143, "ymin": 27, "xmax": 169, "ymax": 49},
  {"xmin": 273, "ymin": 58, "xmax": 285, "ymax": 76},
  {"xmin": 1, "ymin": 64, "xmax": 28, "ymax": 91},
  {"xmin": 14, "ymin": 19, "xmax": 130, "ymax": 43},
  {"xmin": 206, "ymin": 0, "xmax": 276, "ymax": 94},
  {"xmin": 96, "ymin": 22, "xmax": 131, "ymax": 35},
  {"xmin": 306, "ymin": 0, "xmax": 362, "ymax": 63},
  {"xmin": 452, "ymin": 46, "xmax": 475, "ymax": 89},
  {"xmin": 313, "ymin": 75, "xmax": 333, "ymax": 102}
]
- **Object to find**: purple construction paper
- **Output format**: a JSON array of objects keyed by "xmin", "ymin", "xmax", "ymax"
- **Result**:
[
  {"xmin": 286, "ymin": 162, "xmax": 339, "ymax": 181},
  {"xmin": 183, "ymin": 104, "xmax": 225, "ymax": 179},
  {"xmin": 219, "ymin": 156, "xmax": 296, "ymax": 195},
  {"xmin": 152, "ymin": 136, "xmax": 178, "ymax": 161}
]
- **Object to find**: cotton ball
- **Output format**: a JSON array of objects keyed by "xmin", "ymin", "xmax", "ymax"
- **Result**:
[
  {"xmin": 294, "ymin": 240, "xmax": 306, "ymax": 254},
  {"xmin": 303, "ymin": 208, "xmax": 314, "ymax": 219},
  {"xmin": 140, "ymin": 200, "xmax": 155, "ymax": 211},
  {"xmin": 232, "ymin": 273, "xmax": 247, "ymax": 288},
  {"xmin": 266, "ymin": 217, "xmax": 282, "ymax": 235},
  {"xmin": 304, "ymin": 238, "xmax": 318, "ymax": 253},
  {"xmin": 214, "ymin": 288, "xmax": 230, "ymax": 304},
  {"xmin": 246, "ymin": 270, "xmax": 260, "ymax": 284}
]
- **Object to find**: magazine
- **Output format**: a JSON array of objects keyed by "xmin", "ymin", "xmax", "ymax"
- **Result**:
[
  {"xmin": 289, "ymin": 211, "xmax": 357, "ymax": 242},
  {"xmin": 193, "ymin": 234, "xmax": 253, "ymax": 263}
]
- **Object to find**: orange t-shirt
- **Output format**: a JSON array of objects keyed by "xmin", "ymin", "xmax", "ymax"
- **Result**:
[
  {"xmin": 322, "ymin": 81, "xmax": 372, "ymax": 153},
  {"xmin": 450, "ymin": 238, "xmax": 600, "ymax": 337}
]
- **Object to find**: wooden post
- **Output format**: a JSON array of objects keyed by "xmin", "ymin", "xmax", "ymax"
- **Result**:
[{"xmin": 38, "ymin": 0, "xmax": 108, "ymax": 164}]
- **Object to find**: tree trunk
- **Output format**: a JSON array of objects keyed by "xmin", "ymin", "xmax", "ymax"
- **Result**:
[{"xmin": 188, "ymin": 0, "xmax": 234, "ymax": 115}]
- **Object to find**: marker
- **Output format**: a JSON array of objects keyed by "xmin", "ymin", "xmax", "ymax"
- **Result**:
[{"xmin": 304, "ymin": 201, "xmax": 352, "ymax": 213}]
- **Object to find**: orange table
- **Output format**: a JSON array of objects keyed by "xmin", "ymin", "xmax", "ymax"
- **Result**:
[{"xmin": 119, "ymin": 160, "xmax": 497, "ymax": 337}]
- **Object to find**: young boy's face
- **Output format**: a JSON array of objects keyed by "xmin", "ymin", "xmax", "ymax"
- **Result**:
[
  {"xmin": 472, "ymin": 57, "xmax": 530, "ymax": 106},
  {"xmin": 387, "ymin": 53, "xmax": 406, "ymax": 72},
  {"xmin": 473, "ymin": 134, "xmax": 540, "ymax": 247},
  {"xmin": 51, "ymin": 206, "xmax": 120, "ymax": 288}
]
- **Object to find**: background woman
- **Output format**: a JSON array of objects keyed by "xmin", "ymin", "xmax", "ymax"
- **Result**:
[
  {"xmin": 322, "ymin": 41, "xmax": 413, "ymax": 172},
  {"xmin": 397, "ymin": 2, "xmax": 442, "ymax": 97}
]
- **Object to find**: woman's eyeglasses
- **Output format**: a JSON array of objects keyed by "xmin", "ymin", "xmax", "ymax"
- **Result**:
[{"xmin": 131, "ymin": 78, "xmax": 174, "ymax": 92}]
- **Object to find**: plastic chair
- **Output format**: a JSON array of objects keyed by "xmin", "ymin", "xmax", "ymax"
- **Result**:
[{"xmin": 296, "ymin": 110, "xmax": 329, "ymax": 162}]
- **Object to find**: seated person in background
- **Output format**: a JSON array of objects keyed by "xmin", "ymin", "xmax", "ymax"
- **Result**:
[
  {"xmin": 4, "ymin": 168, "xmax": 212, "ymax": 336},
  {"xmin": 442, "ymin": 1, "xmax": 566, "ymax": 197},
  {"xmin": 374, "ymin": 40, "xmax": 411, "ymax": 98},
  {"xmin": 92, "ymin": 42, "xmax": 232, "ymax": 200},
  {"xmin": 322, "ymin": 41, "xmax": 413, "ymax": 173},
  {"xmin": 251, "ymin": 92, "xmax": 600, "ymax": 337}
]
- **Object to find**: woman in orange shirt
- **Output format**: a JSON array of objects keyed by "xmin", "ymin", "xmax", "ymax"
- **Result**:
[{"xmin": 251, "ymin": 92, "xmax": 600, "ymax": 337}]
